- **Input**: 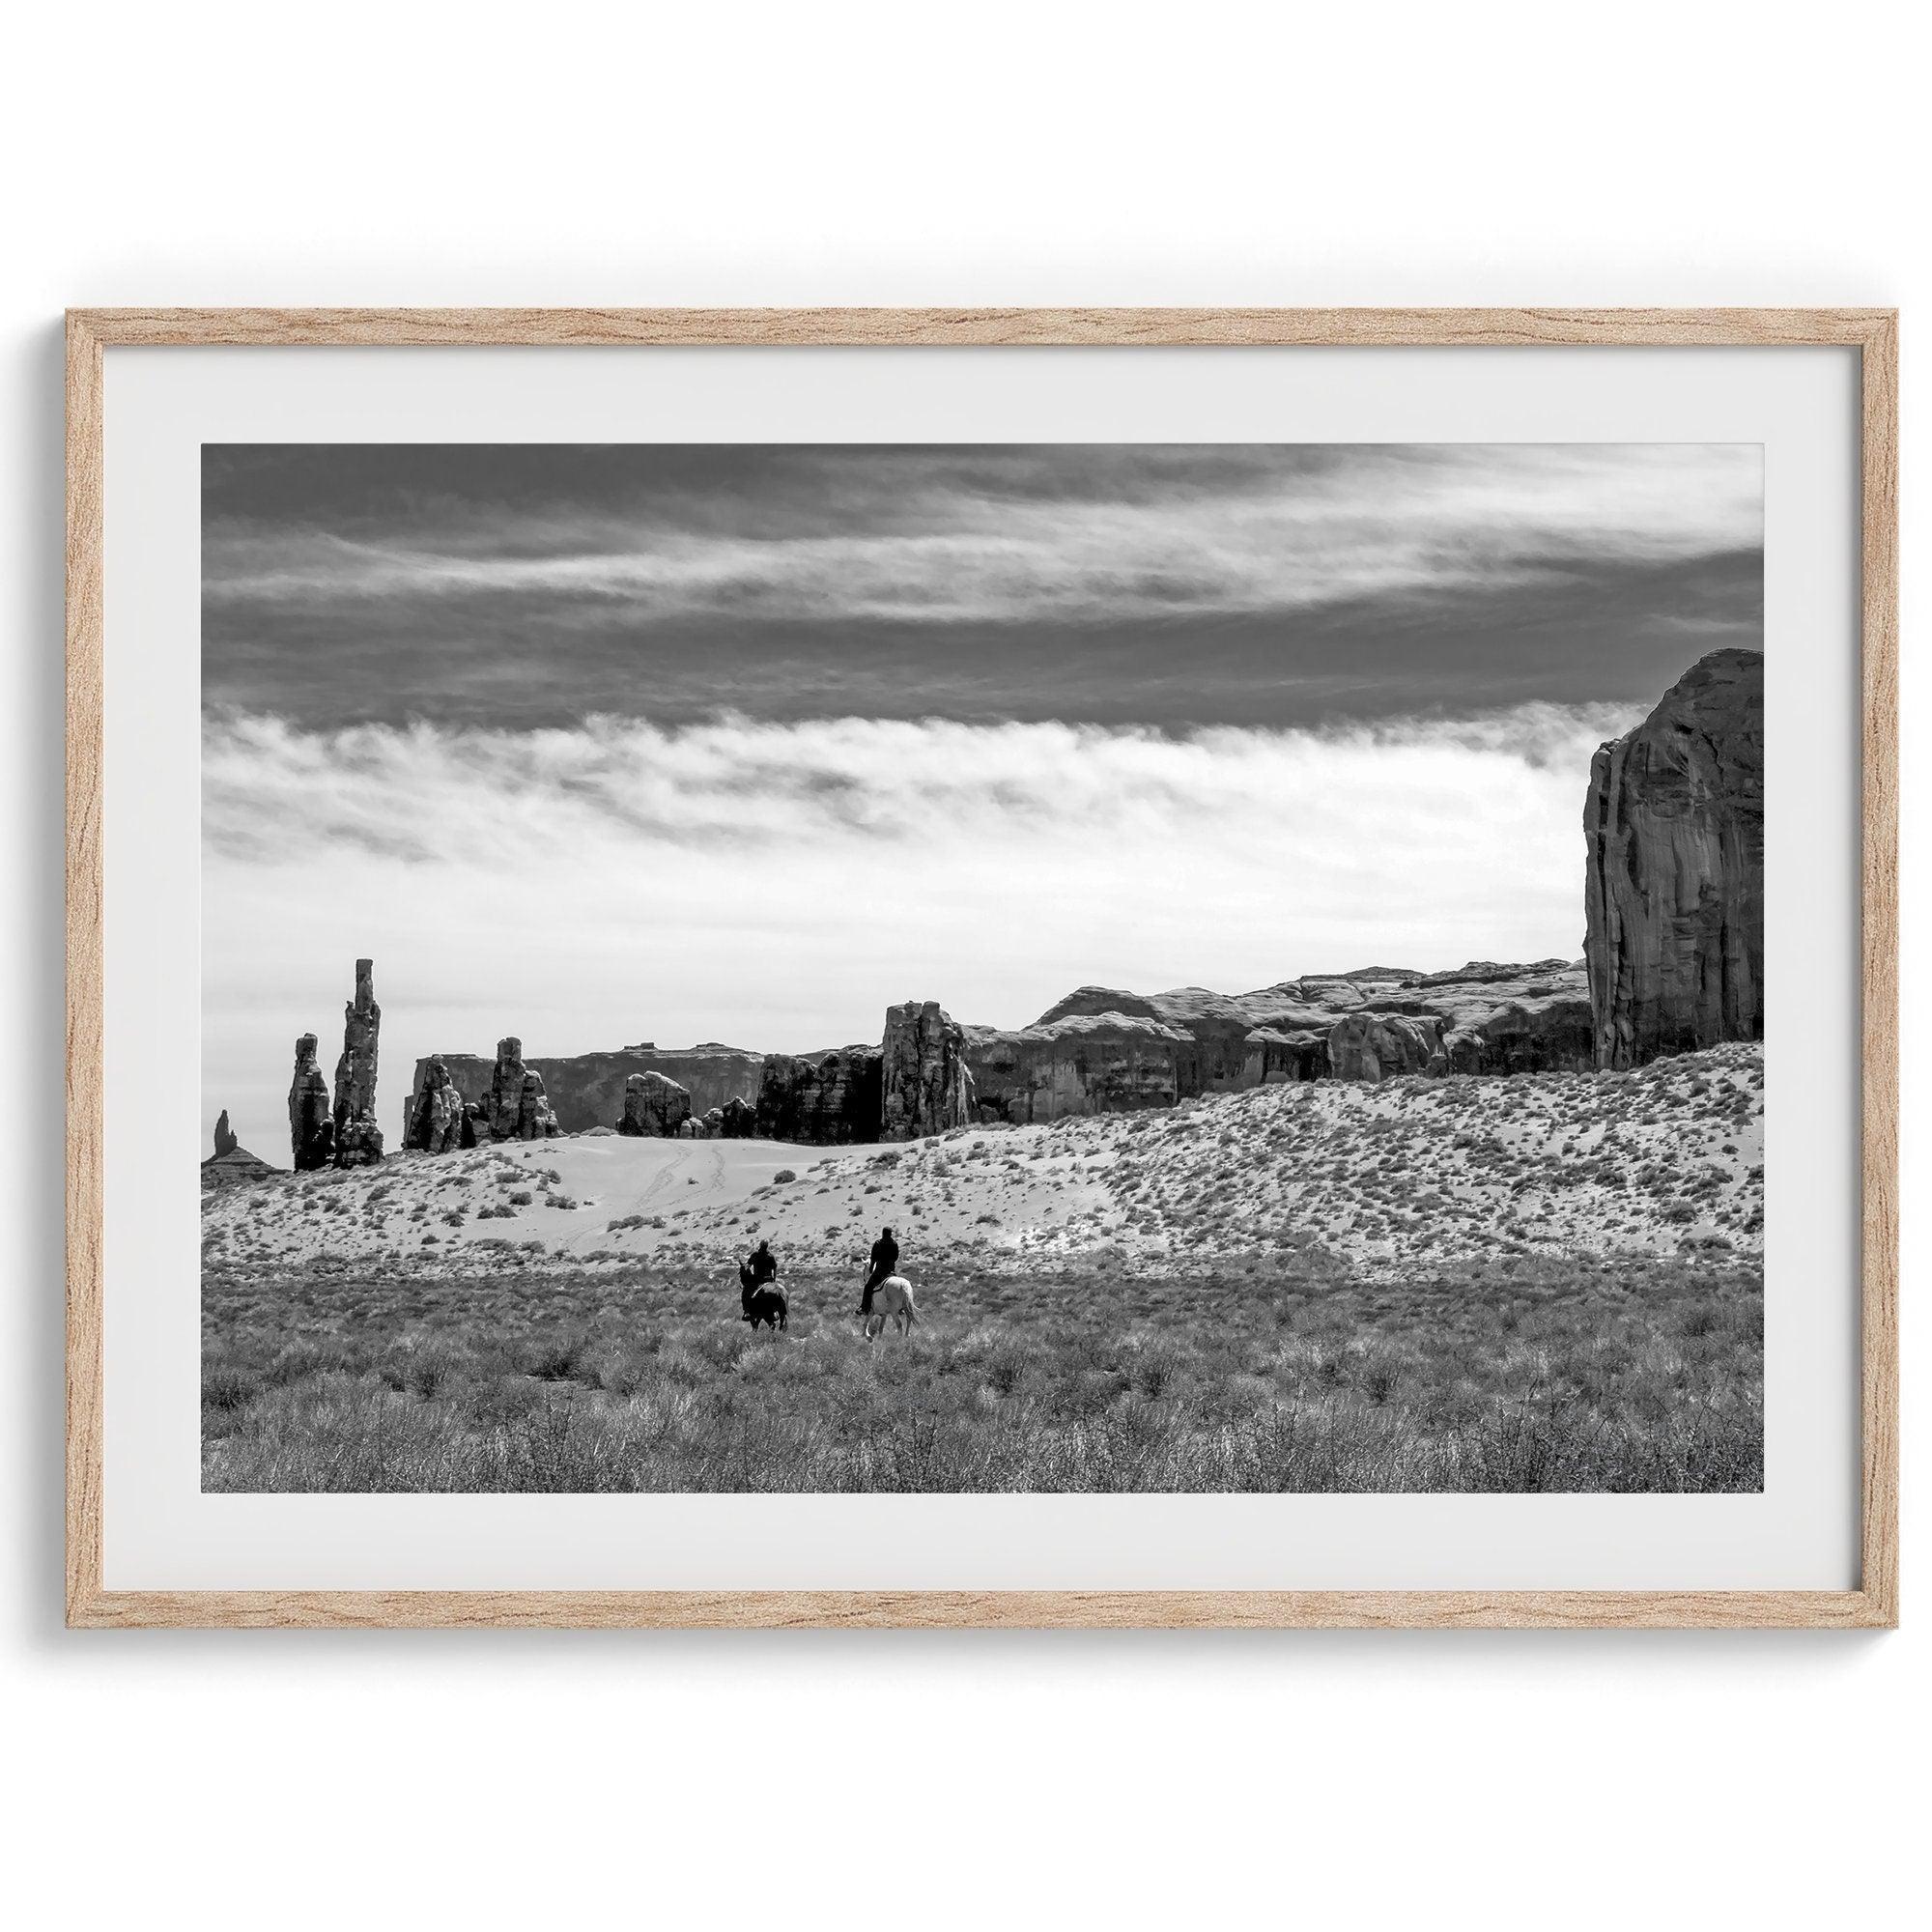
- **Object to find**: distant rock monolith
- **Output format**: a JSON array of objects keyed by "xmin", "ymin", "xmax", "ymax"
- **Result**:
[
  {"xmin": 407, "ymin": 1056, "xmax": 467, "ymax": 1153},
  {"xmin": 518, "ymin": 1068, "xmax": 560, "ymax": 1140},
  {"xmin": 880, "ymin": 1000, "xmax": 975, "ymax": 1141},
  {"xmin": 481, "ymin": 1037, "xmax": 530, "ymax": 1140},
  {"xmin": 288, "ymin": 1034, "xmax": 334, "ymax": 1171},
  {"xmin": 212, "ymin": 1110, "xmax": 238, "ymax": 1159},
  {"xmin": 329, "ymin": 958, "xmax": 384, "ymax": 1166},
  {"xmin": 618, "ymin": 1069, "xmax": 692, "ymax": 1138}
]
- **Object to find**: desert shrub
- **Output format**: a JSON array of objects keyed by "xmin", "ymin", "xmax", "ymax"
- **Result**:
[{"xmin": 203, "ymin": 1363, "xmax": 260, "ymax": 1412}]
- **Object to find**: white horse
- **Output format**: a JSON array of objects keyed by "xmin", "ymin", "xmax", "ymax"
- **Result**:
[{"xmin": 864, "ymin": 1274, "xmax": 919, "ymax": 1341}]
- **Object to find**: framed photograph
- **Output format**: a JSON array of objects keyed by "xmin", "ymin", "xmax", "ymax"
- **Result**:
[{"xmin": 66, "ymin": 308, "xmax": 1897, "ymax": 1629}]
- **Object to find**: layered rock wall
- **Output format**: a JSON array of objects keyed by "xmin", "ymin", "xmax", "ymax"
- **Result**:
[
  {"xmin": 963, "ymin": 961, "xmax": 1593, "ymax": 1120},
  {"xmin": 1584, "ymin": 649, "xmax": 1764, "ymax": 1069},
  {"xmin": 964, "ymin": 1012, "xmax": 1197, "ymax": 1123},
  {"xmin": 1327, "ymin": 1011, "xmax": 1446, "ymax": 1081},
  {"xmin": 880, "ymin": 1001, "xmax": 974, "ymax": 1140}
]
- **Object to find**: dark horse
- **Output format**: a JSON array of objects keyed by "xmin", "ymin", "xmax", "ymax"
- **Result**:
[{"xmin": 738, "ymin": 1260, "xmax": 788, "ymax": 1332}]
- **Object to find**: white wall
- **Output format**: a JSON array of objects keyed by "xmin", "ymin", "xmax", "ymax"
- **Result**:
[{"xmin": 3, "ymin": 5, "xmax": 1920, "ymax": 1925}]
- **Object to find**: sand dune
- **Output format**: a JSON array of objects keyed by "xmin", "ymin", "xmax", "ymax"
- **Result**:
[{"xmin": 203, "ymin": 1043, "xmax": 1762, "ymax": 1283}]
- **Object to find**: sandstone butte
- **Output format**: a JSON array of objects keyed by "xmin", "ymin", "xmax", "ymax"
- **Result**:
[
  {"xmin": 338, "ymin": 645, "xmax": 1757, "ymax": 1164},
  {"xmin": 1584, "ymin": 646, "xmax": 1764, "ymax": 1071},
  {"xmin": 200, "ymin": 1109, "xmax": 276, "ymax": 1192}
]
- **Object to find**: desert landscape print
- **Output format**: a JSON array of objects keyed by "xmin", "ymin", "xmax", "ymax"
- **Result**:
[{"xmin": 200, "ymin": 442, "xmax": 1765, "ymax": 1492}]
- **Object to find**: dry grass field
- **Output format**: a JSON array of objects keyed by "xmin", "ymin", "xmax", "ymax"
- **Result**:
[
  {"xmin": 201, "ymin": 1250, "xmax": 1762, "ymax": 1493},
  {"xmin": 202, "ymin": 1047, "xmax": 1764, "ymax": 1493}
]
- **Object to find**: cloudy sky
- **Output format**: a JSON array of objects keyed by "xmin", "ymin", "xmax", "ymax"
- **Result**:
[{"xmin": 202, "ymin": 442, "xmax": 1762, "ymax": 1158}]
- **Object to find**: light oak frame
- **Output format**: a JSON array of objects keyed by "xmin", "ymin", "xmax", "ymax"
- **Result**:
[{"xmin": 65, "ymin": 308, "xmax": 1899, "ymax": 1630}]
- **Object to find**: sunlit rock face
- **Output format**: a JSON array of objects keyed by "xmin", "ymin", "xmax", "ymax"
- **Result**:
[
  {"xmin": 961, "ymin": 960, "xmax": 1598, "ymax": 1118},
  {"xmin": 1584, "ymin": 649, "xmax": 1764, "ymax": 1070}
]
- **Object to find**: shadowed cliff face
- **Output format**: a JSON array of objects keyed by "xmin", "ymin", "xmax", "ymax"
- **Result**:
[
  {"xmin": 755, "ymin": 1047, "xmax": 883, "ymax": 1145},
  {"xmin": 411, "ymin": 1044, "xmax": 766, "ymax": 1139},
  {"xmin": 1584, "ymin": 649, "xmax": 1764, "ymax": 1070}
]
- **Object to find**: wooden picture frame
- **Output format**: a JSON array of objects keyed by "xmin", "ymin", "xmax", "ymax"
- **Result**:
[{"xmin": 65, "ymin": 307, "xmax": 1898, "ymax": 1630}]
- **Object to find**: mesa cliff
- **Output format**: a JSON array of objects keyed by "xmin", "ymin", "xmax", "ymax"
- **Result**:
[
  {"xmin": 962, "ymin": 959, "xmax": 1594, "ymax": 1122},
  {"xmin": 1583, "ymin": 648, "xmax": 1764, "ymax": 1070}
]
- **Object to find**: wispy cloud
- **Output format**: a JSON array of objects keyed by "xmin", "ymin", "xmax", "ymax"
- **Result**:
[
  {"xmin": 206, "ymin": 442, "xmax": 1761, "ymax": 627},
  {"xmin": 202, "ymin": 443, "xmax": 1762, "ymax": 731}
]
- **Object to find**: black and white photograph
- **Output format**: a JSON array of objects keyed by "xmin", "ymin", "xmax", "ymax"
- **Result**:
[{"xmin": 198, "ymin": 440, "xmax": 1767, "ymax": 1494}]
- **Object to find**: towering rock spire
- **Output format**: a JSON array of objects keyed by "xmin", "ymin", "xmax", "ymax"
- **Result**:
[
  {"xmin": 212, "ymin": 1109, "xmax": 238, "ymax": 1158},
  {"xmin": 288, "ymin": 1033, "xmax": 334, "ymax": 1171},
  {"xmin": 1584, "ymin": 649, "xmax": 1764, "ymax": 1070},
  {"xmin": 332, "ymin": 957, "xmax": 385, "ymax": 1166}
]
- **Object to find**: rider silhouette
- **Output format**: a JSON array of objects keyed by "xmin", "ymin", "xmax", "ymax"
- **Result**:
[
  {"xmin": 858, "ymin": 1226, "xmax": 898, "ymax": 1317},
  {"xmin": 747, "ymin": 1239, "xmax": 779, "ymax": 1287}
]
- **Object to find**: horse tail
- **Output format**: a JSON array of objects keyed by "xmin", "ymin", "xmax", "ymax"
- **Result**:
[{"xmin": 903, "ymin": 1289, "xmax": 918, "ymax": 1327}]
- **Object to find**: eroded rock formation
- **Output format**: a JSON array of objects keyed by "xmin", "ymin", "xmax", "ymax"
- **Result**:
[
  {"xmin": 720, "ymin": 1096, "xmax": 755, "ymax": 1139},
  {"xmin": 331, "ymin": 958, "xmax": 384, "ymax": 1167},
  {"xmin": 618, "ymin": 1069, "xmax": 692, "ymax": 1138},
  {"xmin": 755, "ymin": 1045, "xmax": 884, "ymax": 1144},
  {"xmin": 880, "ymin": 1000, "xmax": 974, "ymax": 1140},
  {"xmin": 203, "ymin": 1106, "xmax": 274, "ymax": 1190},
  {"xmin": 962, "ymin": 961, "xmax": 1595, "ymax": 1120},
  {"xmin": 1327, "ymin": 1011, "xmax": 1446, "ymax": 1082},
  {"xmin": 288, "ymin": 1035, "xmax": 334, "ymax": 1171},
  {"xmin": 964, "ymin": 1012, "xmax": 1199, "ymax": 1123},
  {"xmin": 406, "ymin": 1056, "xmax": 467, "ymax": 1153},
  {"xmin": 1584, "ymin": 649, "xmax": 1764, "ymax": 1069},
  {"xmin": 481, "ymin": 1037, "xmax": 531, "ymax": 1140},
  {"xmin": 415, "ymin": 1041, "xmax": 764, "ymax": 1136},
  {"xmin": 518, "ymin": 1070, "xmax": 559, "ymax": 1140}
]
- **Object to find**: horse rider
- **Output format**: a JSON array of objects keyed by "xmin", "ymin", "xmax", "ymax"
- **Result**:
[
  {"xmin": 747, "ymin": 1238, "xmax": 780, "ymax": 1289},
  {"xmin": 858, "ymin": 1225, "xmax": 898, "ymax": 1318}
]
